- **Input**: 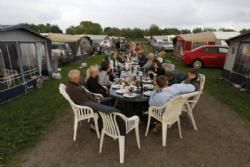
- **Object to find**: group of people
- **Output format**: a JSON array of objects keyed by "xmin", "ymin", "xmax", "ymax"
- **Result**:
[{"xmin": 65, "ymin": 42, "xmax": 201, "ymax": 131}]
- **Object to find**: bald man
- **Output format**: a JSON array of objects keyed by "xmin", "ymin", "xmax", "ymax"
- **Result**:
[{"xmin": 66, "ymin": 69, "xmax": 120, "ymax": 113}]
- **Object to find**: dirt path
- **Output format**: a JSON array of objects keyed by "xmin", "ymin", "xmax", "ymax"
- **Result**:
[{"xmin": 19, "ymin": 93, "xmax": 250, "ymax": 167}]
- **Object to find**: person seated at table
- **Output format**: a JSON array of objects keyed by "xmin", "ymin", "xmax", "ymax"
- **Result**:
[
  {"xmin": 125, "ymin": 53, "xmax": 132, "ymax": 63},
  {"xmin": 143, "ymin": 53, "xmax": 155, "ymax": 71},
  {"xmin": 86, "ymin": 65, "xmax": 108, "ymax": 96},
  {"xmin": 157, "ymin": 47, "xmax": 166, "ymax": 63},
  {"xmin": 182, "ymin": 68, "xmax": 200, "ymax": 91},
  {"xmin": 67, "ymin": 69, "xmax": 117, "ymax": 112},
  {"xmin": 134, "ymin": 43, "xmax": 141, "ymax": 54},
  {"xmin": 66, "ymin": 69, "xmax": 126, "ymax": 133},
  {"xmin": 165, "ymin": 71, "xmax": 177, "ymax": 86},
  {"xmin": 147, "ymin": 58, "xmax": 165, "ymax": 79},
  {"xmin": 110, "ymin": 51, "xmax": 122, "ymax": 70},
  {"xmin": 138, "ymin": 50, "xmax": 147, "ymax": 67},
  {"xmin": 149, "ymin": 75, "xmax": 195, "ymax": 107},
  {"xmin": 99, "ymin": 62, "xmax": 113, "ymax": 88}
]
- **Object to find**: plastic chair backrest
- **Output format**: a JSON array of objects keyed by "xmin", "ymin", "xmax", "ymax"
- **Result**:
[
  {"xmin": 189, "ymin": 74, "xmax": 206, "ymax": 108},
  {"xmin": 163, "ymin": 92, "xmax": 199, "ymax": 122},
  {"xmin": 59, "ymin": 84, "xmax": 73, "ymax": 103},
  {"xmin": 99, "ymin": 112, "xmax": 122, "ymax": 137},
  {"xmin": 59, "ymin": 83, "xmax": 94, "ymax": 118},
  {"xmin": 162, "ymin": 95, "xmax": 187, "ymax": 122},
  {"xmin": 199, "ymin": 74, "xmax": 206, "ymax": 92},
  {"xmin": 59, "ymin": 83, "xmax": 79, "ymax": 113}
]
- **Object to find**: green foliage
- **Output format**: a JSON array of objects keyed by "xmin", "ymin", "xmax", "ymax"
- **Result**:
[
  {"xmin": 193, "ymin": 27, "xmax": 217, "ymax": 33},
  {"xmin": 0, "ymin": 55, "xmax": 104, "ymax": 166},
  {"xmin": 160, "ymin": 28, "xmax": 181, "ymax": 35},
  {"xmin": 219, "ymin": 28, "xmax": 236, "ymax": 32},
  {"xmin": 193, "ymin": 28, "xmax": 203, "ymax": 33},
  {"xmin": 66, "ymin": 21, "xmax": 103, "ymax": 35},
  {"xmin": 147, "ymin": 24, "xmax": 161, "ymax": 36},
  {"xmin": 240, "ymin": 28, "xmax": 250, "ymax": 34},
  {"xmin": 180, "ymin": 29, "xmax": 191, "ymax": 34},
  {"xmin": 24, "ymin": 23, "xmax": 63, "ymax": 33}
]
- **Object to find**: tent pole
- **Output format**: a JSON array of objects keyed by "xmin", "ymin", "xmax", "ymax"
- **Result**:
[{"xmin": 16, "ymin": 41, "xmax": 26, "ymax": 84}]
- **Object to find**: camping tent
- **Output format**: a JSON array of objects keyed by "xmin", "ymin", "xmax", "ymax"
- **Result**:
[
  {"xmin": 221, "ymin": 32, "xmax": 250, "ymax": 91},
  {"xmin": 44, "ymin": 33, "xmax": 92, "ymax": 60},
  {"xmin": 173, "ymin": 32, "xmax": 240, "ymax": 58},
  {"xmin": 0, "ymin": 24, "xmax": 52, "ymax": 104}
]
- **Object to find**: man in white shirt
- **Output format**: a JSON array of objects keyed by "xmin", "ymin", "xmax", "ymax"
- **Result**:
[{"xmin": 149, "ymin": 75, "xmax": 195, "ymax": 107}]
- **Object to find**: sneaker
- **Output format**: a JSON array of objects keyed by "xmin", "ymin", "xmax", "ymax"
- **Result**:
[
  {"xmin": 152, "ymin": 123, "xmax": 162, "ymax": 134},
  {"xmin": 90, "ymin": 124, "xmax": 96, "ymax": 132}
]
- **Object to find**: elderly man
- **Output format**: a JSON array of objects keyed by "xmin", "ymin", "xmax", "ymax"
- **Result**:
[{"xmin": 66, "ymin": 69, "xmax": 119, "ymax": 113}]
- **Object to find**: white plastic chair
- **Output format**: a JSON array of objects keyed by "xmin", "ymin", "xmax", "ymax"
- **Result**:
[
  {"xmin": 81, "ymin": 85, "xmax": 104, "ymax": 100},
  {"xmin": 182, "ymin": 74, "xmax": 206, "ymax": 130},
  {"xmin": 59, "ymin": 84, "xmax": 100, "ymax": 141},
  {"xmin": 145, "ymin": 92, "xmax": 199, "ymax": 147},
  {"xmin": 99, "ymin": 112, "xmax": 140, "ymax": 164}
]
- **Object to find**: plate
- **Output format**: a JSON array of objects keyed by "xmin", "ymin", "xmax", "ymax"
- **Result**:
[
  {"xmin": 123, "ymin": 93, "xmax": 137, "ymax": 98},
  {"xmin": 116, "ymin": 89, "xmax": 126, "ymax": 94},
  {"xmin": 112, "ymin": 84, "xmax": 120, "ymax": 89},
  {"xmin": 143, "ymin": 91, "xmax": 152, "ymax": 96},
  {"xmin": 143, "ymin": 84, "xmax": 154, "ymax": 90},
  {"xmin": 143, "ymin": 79, "xmax": 153, "ymax": 84}
]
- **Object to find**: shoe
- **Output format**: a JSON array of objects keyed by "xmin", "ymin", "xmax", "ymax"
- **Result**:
[
  {"xmin": 152, "ymin": 123, "xmax": 162, "ymax": 134},
  {"xmin": 90, "ymin": 123, "xmax": 96, "ymax": 132}
]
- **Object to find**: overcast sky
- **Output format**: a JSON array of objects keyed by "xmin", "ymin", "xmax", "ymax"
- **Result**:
[{"xmin": 0, "ymin": 0, "xmax": 250, "ymax": 32}]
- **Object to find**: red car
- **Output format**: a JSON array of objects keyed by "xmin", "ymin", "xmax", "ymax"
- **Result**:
[{"xmin": 183, "ymin": 45, "xmax": 229, "ymax": 68}]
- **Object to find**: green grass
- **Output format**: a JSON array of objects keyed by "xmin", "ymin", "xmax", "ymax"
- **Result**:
[
  {"xmin": 0, "ymin": 54, "xmax": 104, "ymax": 166},
  {"xmin": 143, "ymin": 43, "xmax": 250, "ymax": 121}
]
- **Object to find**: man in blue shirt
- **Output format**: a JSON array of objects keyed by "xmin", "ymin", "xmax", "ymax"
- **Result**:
[{"xmin": 149, "ymin": 75, "xmax": 196, "ymax": 107}]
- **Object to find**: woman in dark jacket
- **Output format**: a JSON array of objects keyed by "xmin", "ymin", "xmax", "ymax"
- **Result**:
[
  {"xmin": 147, "ymin": 58, "xmax": 165, "ymax": 79},
  {"xmin": 86, "ymin": 65, "xmax": 107, "ymax": 96}
]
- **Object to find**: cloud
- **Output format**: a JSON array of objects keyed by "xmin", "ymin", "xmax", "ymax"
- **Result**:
[{"xmin": 0, "ymin": 0, "xmax": 249, "ymax": 32}]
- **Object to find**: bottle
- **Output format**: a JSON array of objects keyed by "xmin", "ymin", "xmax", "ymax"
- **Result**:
[{"xmin": 140, "ymin": 76, "xmax": 143, "ymax": 93}]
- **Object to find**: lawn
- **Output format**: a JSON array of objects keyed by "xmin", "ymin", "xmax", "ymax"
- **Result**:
[
  {"xmin": 143, "ymin": 43, "xmax": 250, "ymax": 121},
  {"xmin": 0, "ymin": 54, "xmax": 104, "ymax": 166}
]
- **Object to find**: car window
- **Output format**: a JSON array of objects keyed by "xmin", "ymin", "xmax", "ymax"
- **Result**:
[
  {"xmin": 218, "ymin": 47, "xmax": 228, "ymax": 54},
  {"xmin": 203, "ymin": 47, "xmax": 218, "ymax": 53}
]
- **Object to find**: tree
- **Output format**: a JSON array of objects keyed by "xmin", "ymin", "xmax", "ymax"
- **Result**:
[
  {"xmin": 203, "ymin": 27, "xmax": 216, "ymax": 32},
  {"xmin": 148, "ymin": 24, "xmax": 161, "ymax": 36},
  {"xmin": 219, "ymin": 28, "xmax": 236, "ymax": 32},
  {"xmin": 104, "ymin": 27, "xmax": 121, "ymax": 36},
  {"xmin": 240, "ymin": 28, "xmax": 250, "ymax": 34},
  {"xmin": 193, "ymin": 27, "xmax": 203, "ymax": 33},
  {"xmin": 180, "ymin": 29, "xmax": 191, "ymax": 34},
  {"xmin": 161, "ymin": 28, "xmax": 181, "ymax": 35},
  {"xmin": 66, "ymin": 21, "xmax": 103, "ymax": 34},
  {"xmin": 24, "ymin": 23, "xmax": 63, "ymax": 33}
]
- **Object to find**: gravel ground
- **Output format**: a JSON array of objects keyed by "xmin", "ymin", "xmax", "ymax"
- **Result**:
[{"xmin": 20, "ymin": 93, "xmax": 250, "ymax": 167}]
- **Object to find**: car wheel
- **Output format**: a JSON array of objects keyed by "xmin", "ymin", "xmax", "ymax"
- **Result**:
[{"xmin": 192, "ymin": 60, "xmax": 203, "ymax": 69}]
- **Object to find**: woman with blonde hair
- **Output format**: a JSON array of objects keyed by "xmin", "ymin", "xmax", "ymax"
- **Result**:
[
  {"xmin": 143, "ymin": 52, "xmax": 155, "ymax": 71},
  {"xmin": 86, "ymin": 65, "xmax": 107, "ymax": 96}
]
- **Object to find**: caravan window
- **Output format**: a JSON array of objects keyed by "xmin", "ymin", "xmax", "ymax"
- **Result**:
[
  {"xmin": 20, "ymin": 43, "xmax": 40, "ymax": 81},
  {"xmin": 233, "ymin": 43, "xmax": 250, "ymax": 77},
  {"xmin": 0, "ymin": 42, "xmax": 23, "ymax": 91}
]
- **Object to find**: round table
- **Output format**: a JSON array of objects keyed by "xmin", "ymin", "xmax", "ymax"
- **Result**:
[{"xmin": 109, "ymin": 87, "xmax": 150, "ymax": 122}]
